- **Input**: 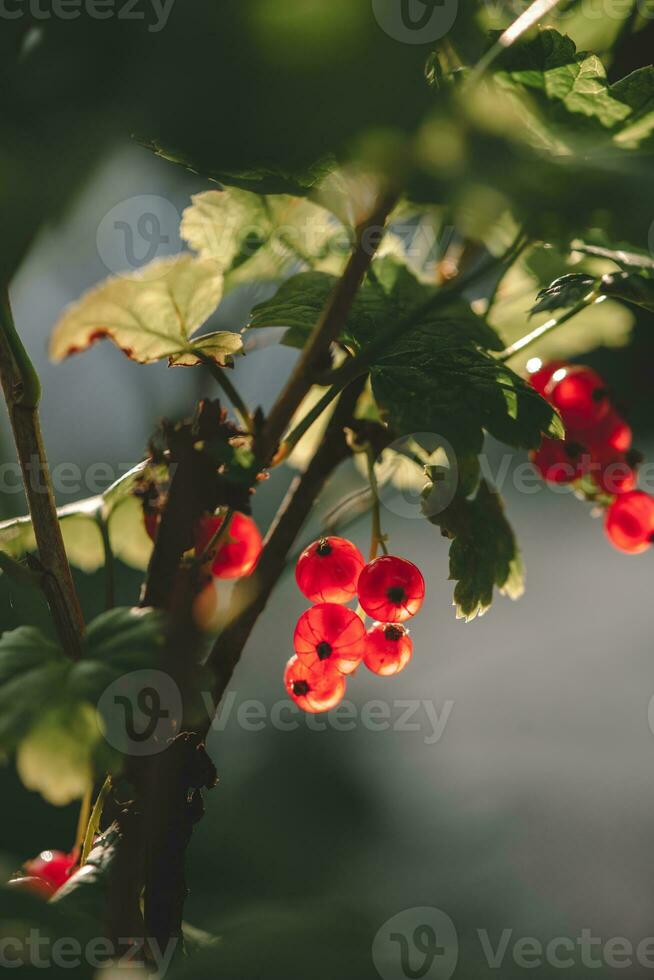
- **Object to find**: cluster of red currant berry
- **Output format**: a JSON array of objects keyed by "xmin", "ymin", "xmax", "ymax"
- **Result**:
[
  {"xmin": 528, "ymin": 361, "xmax": 654, "ymax": 554},
  {"xmin": 284, "ymin": 537, "xmax": 426, "ymax": 714},
  {"xmin": 8, "ymin": 849, "xmax": 76, "ymax": 899}
]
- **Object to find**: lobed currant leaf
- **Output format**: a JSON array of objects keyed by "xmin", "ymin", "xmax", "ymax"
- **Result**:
[
  {"xmin": 429, "ymin": 480, "xmax": 525, "ymax": 622},
  {"xmin": 49, "ymin": 255, "xmax": 241, "ymax": 367}
]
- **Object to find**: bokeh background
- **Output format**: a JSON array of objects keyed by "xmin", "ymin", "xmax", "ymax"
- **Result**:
[{"xmin": 3, "ymin": 2, "xmax": 654, "ymax": 978}]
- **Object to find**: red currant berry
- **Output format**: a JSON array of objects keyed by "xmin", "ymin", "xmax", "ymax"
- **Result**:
[
  {"xmin": 284, "ymin": 656, "xmax": 346, "ymax": 714},
  {"xmin": 144, "ymin": 511, "xmax": 160, "ymax": 542},
  {"xmin": 546, "ymin": 366, "xmax": 610, "ymax": 429},
  {"xmin": 592, "ymin": 452, "xmax": 636, "ymax": 496},
  {"xmin": 526, "ymin": 359, "xmax": 567, "ymax": 397},
  {"xmin": 295, "ymin": 536, "xmax": 365, "ymax": 603},
  {"xmin": 194, "ymin": 512, "xmax": 263, "ymax": 579},
  {"xmin": 605, "ymin": 491, "xmax": 654, "ymax": 554},
  {"xmin": 293, "ymin": 603, "xmax": 365, "ymax": 675},
  {"xmin": 24, "ymin": 850, "xmax": 75, "ymax": 890},
  {"xmin": 7, "ymin": 876, "xmax": 55, "ymax": 899},
  {"xmin": 530, "ymin": 438, "xmax": 587, "ymax": 484},
  {"xmin": 364, "ymin": 623, "xmax": 413, "ymax": 677},
  {"xmin": 357, "ymin": 556, "xmax": 425, "ymax": 623},
  {"xmin": 585, "ymin": 409, "xmax": 632, "ymax": 454}
]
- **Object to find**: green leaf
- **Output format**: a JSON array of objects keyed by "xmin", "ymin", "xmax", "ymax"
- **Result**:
[
  {"xmin": 16, "ymin": 702, "xmax": 102, "ymax": 806},
  {"xmin": 49, "ymin": 255, "xmax": 240, "ymax": 367},
  {"xmin": 429, "ymin": 480, "xmax": 525, "ymax": 621},
  {"xmin": 248, "ymin": 271, "xmax": 340, "ymax": 346},
  {"xmin": 139, "ymin": 141, "xmax": 335, "ymax": 197},
  {"xmin": 84, "ymin": 606, "xmax": 165, "ymax": 674},
  {"xmin": 370, "ymin": 331, "xmax": 562, "ymax": 458},
  {"xmin": 107, "ymin": 495, "xmax": 154, "ymax": 572},
  {"xmin": 600, "ymin": 271, "xmax": 654, "ymax": 313},
  {"xmin": 53, "ymin": 825, "xmax": 120, "ymax": 924},
  {"xmin": 181, "ymin": 188, "xmax": 346, "ymax": 292},
  {"xmin": 531, "ymin": 273, "xmax": 596, "ymax": 315},
  {"xmin": 494, "ymin": 29, "xmax": 654, "ymax": 145}
]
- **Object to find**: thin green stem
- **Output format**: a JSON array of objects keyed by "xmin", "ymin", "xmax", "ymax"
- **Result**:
[
  {"xmin": 199, "ymin": 355, "xmax": 253, "ymax": 433},
  {"xmin": 498, "ymin": 289, "xmax": 603, "ymax": 362},
  {"xmin": 81, "ymin": 776, "xmax": 112, "ymax": 865},
  {"xmin": 195, "ymin": 507, "xmax": 234, "ymax": 566},
  {"xmin": 485, "ymin": 234, "xmax": 529, "ymax": 317},
  {"xmin": 97, "ymin": 514, "xmax": 115, "ymax": 611},
  {"xmin": 366, "ymin": 448, "xmax": 388, "ymax": 562},
  {"xmin": 281, "ymin": 383, "xmax": 343, "ymax": 457}
]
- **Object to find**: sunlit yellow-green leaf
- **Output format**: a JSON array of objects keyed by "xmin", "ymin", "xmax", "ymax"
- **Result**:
[{"xmin": 49, "ymin": 255, "xmax": 232, "ymax": 365}]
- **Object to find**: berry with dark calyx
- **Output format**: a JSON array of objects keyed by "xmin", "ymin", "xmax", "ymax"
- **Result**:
[
  {"xmin": 7, "ymin": 876, "xmax": 55, "ymax": 899},
  {"xmin": 546, "ymin": 366, "xmax": 610, "ymax": 429},
  {"xmin": 526, "ymin": 359, "xmax": 567, "ymax": 397},
  {"xmin": 284, "ymin": 656, "xmax": 346, "ymax": 714},
  {"xmin": 364, "ymin": 623, "xmax": 413, "ymax": 677},
  {"xmin": 357, "ymin": 556, "xmax": 425, "ymax": 623},
  {"xmin": 194, "ymin": 512, "xmax": 262, "ymax": 579},
  {"xmin": 295, "ymin": 536, "xmax": 365, "ymax": 603},
  {"xmin": 605, "ymin": 491, "xmax": 654, "ymax": 554},
  {"xmin": 24, "ymin": 850, "xmax": 75, "ymax": 890},
  {"xmin": 530, "ymin": 438, "xmax": 587, "ymax": 485},
  {"xmin": 293, "ymin": 603, "xmax": 365, "ymax": 675}
]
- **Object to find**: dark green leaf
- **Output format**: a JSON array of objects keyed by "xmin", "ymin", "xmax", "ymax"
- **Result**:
[
  {"xmin": 531, "ymin": 273, "xmax": 596, "ymax": 315},
  {"xmin": 429, "ymin": 480, "xmax": 524, "ymax": 621},
  {"xmin": 370, "ymin": 330, "xmax": 562, "ymax": 458}
]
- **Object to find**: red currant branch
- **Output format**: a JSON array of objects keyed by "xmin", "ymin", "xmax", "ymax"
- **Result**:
[
  {"xmin": 498, "ymin": 287, "xmax": 603, "ymax": 362},
  {"xmin": 256, "ymin": 188, "xmax": 399, "ymax": 465},
  {"xmin": 317, "ymin": 229, "xmax": 528, "ymax": 390},
  {"xmin": 206, "ymin": 377, "xmax": 367, "ymax": 710},
  {"xmin": 0, "ymin": 286, "xmax": 84, "ymax": 658}
]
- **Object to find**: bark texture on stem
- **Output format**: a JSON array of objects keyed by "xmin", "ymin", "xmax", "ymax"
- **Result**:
[
  {"xmin": 0, "ymin": 289, "xmax": 84, "ymax": 657},
  {"xmin": 208, "ymin": 378, "xmax": 366, "ymax": 709},
  {"xmin": 256, "ymin": 190, "xmax": 397, "ymax": 465}
]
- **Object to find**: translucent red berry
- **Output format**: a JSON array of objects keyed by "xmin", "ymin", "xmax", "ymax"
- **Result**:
[
  {"xmin": 592, "ymin": 452, "xmax": 636, "ymax": 496},
  {"xmin": 605, "ymin": 491, "xmax": 654, "ymax": 554},
  {"xmin": 24, "ymin": 850, "xmax": 75, "ymax": 890},
  {"xmin": 526, "ymin": 359, "xmax": 567, "ymax": 397},
  {"xmin": 357, "ymin": 556, "xmax": 425, "ymax": 622},
  {"xmin": 364, "ymin": 623, "xmax": 413, "ymax": 677},
  {"xmin": 586, "ymin": 409, "xmax": 632, "ymax": 454},
  {"xmin": 7, "ymin": 876, "xmax": 55, "ymax": 899},
  {"xmin": 546, "ymin": 366, "xmax": 610, "ymax": 429},
  {"xmin": 194, "ymin": 512, "xmax": 262, "ymax": 579},
  {"xmin": 284, "ymin": 656, "xmax": 346, "ymax": 713},
  {"xmin": 295, "ymin": 536, "xmax": 365, "ymax": 603},
  {"xmin": 293, "ymin": 603, "xmax": 365, "ymax": 675},
  {"xmin": 530, "ymin": 438, "xmax": 587, "ymax": 484}
]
